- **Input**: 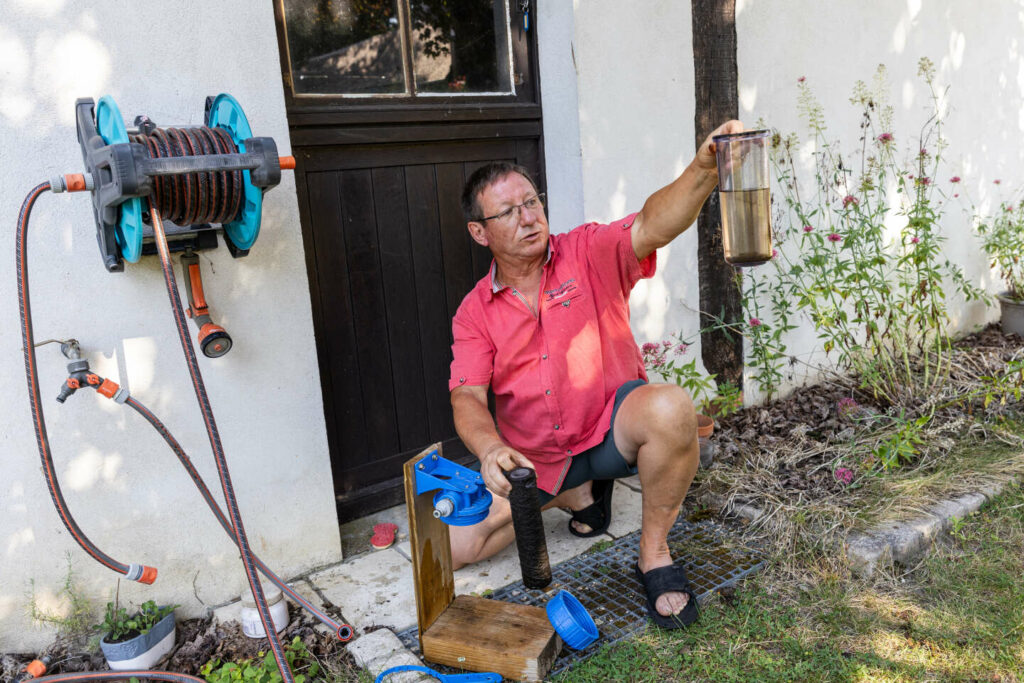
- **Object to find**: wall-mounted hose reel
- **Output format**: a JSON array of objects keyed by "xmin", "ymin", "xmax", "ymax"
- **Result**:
[{"xmin": 62, "ymin": 94, "xmax": 294, "ymax": 356}]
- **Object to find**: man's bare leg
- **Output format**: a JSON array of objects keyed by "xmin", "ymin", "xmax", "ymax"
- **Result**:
[
  {"xmin": 612, "ymin": 383, "xmax": 699, "ymax": 617},
  {"xmin": 449, "ymin": 481, "xmax": 597, "ymax": 570}
]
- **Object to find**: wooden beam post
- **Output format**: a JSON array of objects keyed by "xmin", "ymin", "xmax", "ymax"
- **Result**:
[{"xmin": 692, "ymin": 0, "xmax": 744, "ymax": 391}]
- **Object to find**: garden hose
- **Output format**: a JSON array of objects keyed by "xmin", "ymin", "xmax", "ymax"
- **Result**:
[
  {"xmin": 122, "ymin": 394, "xmax": 353, "ymax": 641},
  {"xmin": 47, "ymin": 357, "xmax": 353, "ymax": 642},
  {"xmin": 17, "ymin": 183, "xmax": 299, "ymax": 683},
  {"xmin": 147, "ymin": 200, "xmax": 295, "ymax": 683},
  {"xmin": 29, "ymin": 671, "xmax": 206, "ymax": 683},
  {"xmin": 17, "ymin": 182, "xmax": 157, "ymax": 584}
]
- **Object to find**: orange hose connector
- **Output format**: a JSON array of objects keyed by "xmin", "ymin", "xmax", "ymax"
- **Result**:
[{"xmin": 278, "ymin": 156, "xmax": 296, "ymax": 170}]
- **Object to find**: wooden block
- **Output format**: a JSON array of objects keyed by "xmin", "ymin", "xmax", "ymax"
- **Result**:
[
  {"xmin": 403, "ymin": 444, "xmax": 455, "ymax": 641},
  {"xmin": 422, "ymin": 595, "xmax": 560, "ymax": 682}
]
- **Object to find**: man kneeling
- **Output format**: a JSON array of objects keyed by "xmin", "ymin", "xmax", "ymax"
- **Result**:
[{"xmin": 447, "ymin": 120, "xmax": 741, "ymax": 628}]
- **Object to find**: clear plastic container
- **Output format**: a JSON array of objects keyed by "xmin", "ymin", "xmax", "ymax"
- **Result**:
[{"xmin": 712, "ymin": 129, "xmax": 773, "ymax": 267}]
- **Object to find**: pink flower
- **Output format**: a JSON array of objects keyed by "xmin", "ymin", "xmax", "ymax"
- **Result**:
[
  {"xmin": 803, "ymin": 225, "xmax": 814, "ymax": 233},
  {"xmin": 877, "ymin": 133, "xmax": 893, "ymax": 143},
  {"xmin": 772, "ymin": 249, "xmax": 779, "ymax": 258},
  {"xmin": 916, "ymin": 176, "xmax": 931, "ymax": 186},
  {"xmin": 749, "ymin": 317, "xmax": 762, "ymax": 327},
  {"xmin": 662, "ymin": 340, "xmax": 673, "ymax": 349},
  {"xmin": 994, "ymin": 179, "xmax": 1002, "ymax": 185},
  {"xmin": 675, "ymin": 343, "xmax": 689, "ymax": 354},
  {"xmin": 950, "ymin": 176, "xmax": 961, "ymax": 183},
  {"xmin": 837, "ymin": 397, "xmax": 859, "ymax": 418},
  {"xmin": 911, "ymin": 236, "xmax": 920, "ymax": 244},
  {"xmin": 842, "ymin": 195, "xmax": 859, "ymax": 208},
  {"xmin": 919, "ymin": 148, "xmax": 928, "ymax": 157},
  {"xmin": 797, "ymin": 76, "xmax": 806, "ymax": 83},
  {"xmin": 828, "ymin": 233, "xmax": 842, "ymax": 243},
  {"xmin": 834, "ymin": 467, "xmax": 855, "ymax": 486}
]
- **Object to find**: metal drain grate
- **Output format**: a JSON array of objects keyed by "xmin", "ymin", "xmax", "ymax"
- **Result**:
[{"xmin": 397, "ymin": 515, "xmax": 763, "ymax": 679}]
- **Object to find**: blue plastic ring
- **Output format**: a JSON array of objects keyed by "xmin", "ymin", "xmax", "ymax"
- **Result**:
[
  {"xmin": 95, "ymin": 95, "xmax": 144, "ymax": 263},
  {"xmin": 546, "ymin": 590, "xmax": 599, "ymax": 650},
  {"xmin": 207, "ymin": 93, "xmax": 262, "ymax": 250}
]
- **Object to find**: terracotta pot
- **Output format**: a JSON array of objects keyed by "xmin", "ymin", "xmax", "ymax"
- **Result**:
[{"xmin": 696, "ymin": 414, "xmax": 715, "ymax": 439}]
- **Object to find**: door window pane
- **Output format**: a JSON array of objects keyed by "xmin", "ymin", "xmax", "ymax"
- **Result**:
[
  {"xmin": 410, "ymin": 0, "xmax": 513, "ymax": 94},
  {"xmin": 283, "ymin": 0, "xmax": 407, "ymax": 95}
]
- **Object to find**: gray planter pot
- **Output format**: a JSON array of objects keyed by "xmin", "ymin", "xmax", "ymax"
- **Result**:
[
  {"xmin": 998, "ymin": 293, "xmax": 1024, "ymax": 336},
  {"xmin": 100, "ymin": 609, "xmax": 176, "ymax": 671}
]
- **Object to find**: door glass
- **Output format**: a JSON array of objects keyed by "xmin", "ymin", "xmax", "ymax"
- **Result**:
[
  {"xmin": 410, "ymin": 0, "xmax": 513, "ymax": 94},
  {"xmin": 283, "ymin": 0, "xmax": 407, "ymax": 95}
]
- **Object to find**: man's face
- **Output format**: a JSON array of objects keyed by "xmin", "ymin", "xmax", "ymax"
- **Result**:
[{"xmin": 468, "ymin": 172, "xmax": 549, "ymax": 262}]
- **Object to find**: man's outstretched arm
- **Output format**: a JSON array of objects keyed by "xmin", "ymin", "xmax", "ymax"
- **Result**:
[
  {"xmin": 451, "ymin": 384, "xmax": 534, "ymax": 497},
  {"xmin": 631, "ymin": 119, "xmax": 745, "ymax": 261}
]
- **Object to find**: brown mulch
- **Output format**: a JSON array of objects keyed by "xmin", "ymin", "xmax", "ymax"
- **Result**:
[
  {"xmin": 1, "ymin": 607, "xmax": 360, "ymax": 682},
  {"xmin": 701, "ymin": 324, "xmax": 1024, "ymax": 504}
]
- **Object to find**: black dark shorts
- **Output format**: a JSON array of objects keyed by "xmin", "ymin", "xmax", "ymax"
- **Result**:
[{"xmin": 536, "ymin": 378, "xmax": 647, "ymax": 505}]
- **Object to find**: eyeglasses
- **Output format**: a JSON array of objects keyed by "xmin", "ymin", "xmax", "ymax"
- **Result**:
[{"xmin": 476, "ymin": 193, "xmax": 546, "ymax": 226}]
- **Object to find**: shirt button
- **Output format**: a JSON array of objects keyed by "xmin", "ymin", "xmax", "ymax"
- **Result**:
[
  {"xmin": 566, "ymin": 449, "xmax": 573, "ymax": 455},
  {"xmin": 562, "ymin": 300, "xmax": 570, "ymax": 307},
  {"xmin": 554, "ymin": 424, "xmax": 560, "ymax": 430},
  {"xmin": 545, "ymin": 389, "xmax": 551, "ymax": 395},
  {"xmin": 459, "ymin": 377, "xmax": 466, "ymax": 383},
  {"xmin": 542, "ymin": 354, "xmax": 548, "ymax": 360}
]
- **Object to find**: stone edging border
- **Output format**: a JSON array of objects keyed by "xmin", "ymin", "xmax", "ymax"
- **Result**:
[{"xmin": 698, "ymin": 479, "xmax": 1017, "ymax": 577}]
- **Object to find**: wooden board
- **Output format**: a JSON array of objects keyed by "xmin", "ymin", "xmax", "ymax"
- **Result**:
[
  {"xmin": 422, "ymin": 595, "xmax": 560, "ymax": 682},
  {"xmin": 403, "ymin": 445, "xmax": 456, "ymax": 640}
]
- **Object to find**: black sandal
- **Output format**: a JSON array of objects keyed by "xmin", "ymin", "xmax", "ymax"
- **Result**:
[
  {"xmin": 567, "ymin": 479, "xmax": 614, "ymax": 537},
  {"xmin": 634, "ymin": 562, "xmax": 699, "ymax": 629}
]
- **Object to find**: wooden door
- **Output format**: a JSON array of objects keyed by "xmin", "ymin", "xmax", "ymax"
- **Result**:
[{"xmin": 274, "ymin": 0, "xmax": 544, "ymax": 521}]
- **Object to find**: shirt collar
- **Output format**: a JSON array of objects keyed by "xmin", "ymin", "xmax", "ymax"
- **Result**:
[{"xmin": 489, "ymin": 241, "xmax": 554, "ymax": 294}]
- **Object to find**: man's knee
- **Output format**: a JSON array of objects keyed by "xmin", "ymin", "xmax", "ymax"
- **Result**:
[{"xmin": 644, "ymin": 383, "xmax": 698, "ymax": 445}]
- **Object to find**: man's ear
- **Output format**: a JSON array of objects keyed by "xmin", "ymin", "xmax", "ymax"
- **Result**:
[{"xmin": 467, "ymin": 221, "xmax": 489, "ymax": 247}]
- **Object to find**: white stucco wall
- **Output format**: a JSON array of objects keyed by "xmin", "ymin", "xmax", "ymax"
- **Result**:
[
  {"xmin": 542, "ymin": 0, "xmax": 1024, "ymax": 406},
  {"xmin": 737, "ymin": 0, "xmax": 1024, "ymax": 401},
  {"xmin": 0, "ymin": 1, "xmax": 341, "ymax": 651},
  {"xmin": 541, "ymin": 0, "xmax": 704, "ymax": 360}
]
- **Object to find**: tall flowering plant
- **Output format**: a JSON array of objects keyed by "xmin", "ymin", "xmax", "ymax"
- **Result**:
[{"xmin": 749, "ymin": 58, "xmax": 985, "ymax": 405}]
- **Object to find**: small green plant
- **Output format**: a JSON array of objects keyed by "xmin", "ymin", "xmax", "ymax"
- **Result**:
[
  {"xmin": 974, "ymin": 193, "xmax": 1024, "ymax": 300},
  {"xmin": 201, "ymin": 637, "xmax": 320, "ymax": 683},
  {"xmin": 641, "ymin": 338, "xmax": 742, "ymax": 416},
  {"xmin": 96, "ymin": 599, "xmax": 177, "ymax": 643},
  {"xmin": 949, "ymin": 515, "xmax": 968, "ymax": 541},
  {"xmin": 27, "ymin": 555, "xmax": 96, "ymax": 639}
]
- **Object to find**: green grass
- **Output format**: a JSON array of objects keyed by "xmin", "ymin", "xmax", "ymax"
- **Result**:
[{"xmin": 555, "ymin": 483, "xmax": 1024, "ymax": 682}]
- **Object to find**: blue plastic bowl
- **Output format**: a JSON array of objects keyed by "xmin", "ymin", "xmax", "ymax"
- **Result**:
[{"xmin": 546, "ymin": 590, "xmax": 598, "ymax": 650}]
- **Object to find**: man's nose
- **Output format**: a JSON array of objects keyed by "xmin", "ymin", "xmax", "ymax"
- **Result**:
[{"xmin": 518, "ymin": 203, "xmax": 540, "ymax": 224}]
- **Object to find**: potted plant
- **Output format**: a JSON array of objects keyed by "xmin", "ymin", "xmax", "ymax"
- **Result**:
[
  {"xmin": 96, "ymin": 599, "xmax": 178, "ymax": 671},
  {"xmin": 976, "ymin": 199, "xmax": 1024, "ymax": 334}
]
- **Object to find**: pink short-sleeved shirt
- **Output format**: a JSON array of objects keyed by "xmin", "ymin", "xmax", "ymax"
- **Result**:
[{"xmin": 449, "ymin": 213, "xmax": 656, "ymax": 495}]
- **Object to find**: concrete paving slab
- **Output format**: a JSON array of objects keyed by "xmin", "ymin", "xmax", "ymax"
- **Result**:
[
  {"xmin": 618, "ymin": 474, "xmax": 642, "ymax": 492},
  {"xmin": 309, "ymin": 548, "xmax": 416, "ymax": 632},
  {"xmin": 348, "ymin": 629, "xmax": 432, "ymax": 682},
  {"xmin": 453, "ymin": 507, "xmax": 608, "ymax": 596},
  {"xmin": 338, "ymin": 503, "xmax": 409, "ymax": 559},
  {"xmin": 605, "ymin": 481, "xmax": 643, "ymax": 539}
]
